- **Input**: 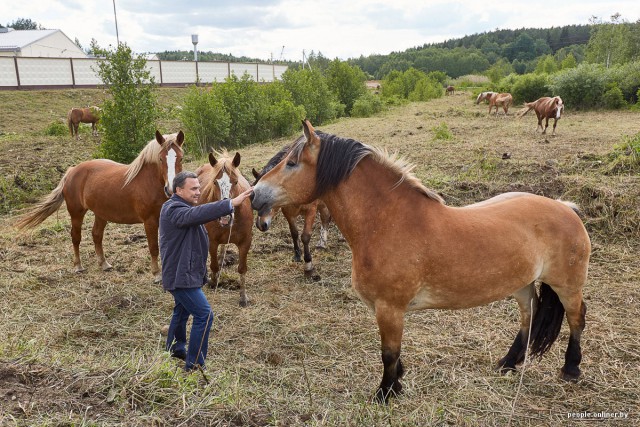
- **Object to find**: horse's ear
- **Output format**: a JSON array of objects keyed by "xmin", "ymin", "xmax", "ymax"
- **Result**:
[
  {"xmin": 209, "ymin": 152, "xmax": 217, "ymax": 166},
  {"xmin": 155, "ymin": 130, "xmax": 164, "ymax": 145},
  {"xmin": 232, "ymin": 152, "xmax": 241, "ymax": 168},
  {"xmin": 252, "ymin": 168, "xmax": 260, "ymax": 179},
  {"xmin": 302, "ymin": 119, "xmax": 319, "ymax": 148},
  {"xmin": 176, "ymin": 131, "xmax": 185, "ymax": 146}
]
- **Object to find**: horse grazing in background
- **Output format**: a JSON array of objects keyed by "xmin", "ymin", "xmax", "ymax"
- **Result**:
[
  {"xmin": 196, "ymin": 150, "xmax": 253, "ymax": 307},
  {"xmin": 475, "ymin": 91, "xmax": 496, "ymax": 104},
  {"xmin": 16, "ymin": 131, "xmax": 185, "ymax": 282},
  {"xmin": 445, "ymin": 85, "xmax": 455, "ymax": 96},
  {"xmin": 252, "ymin": 141, "xmax": 332, "ymax": 277},
  {"xmin": 251, "ymin": 120, "xmax": 590, "ymax": 403},
  {"xmin": 517, "ymin": 96, "xmax": 564, "ymax": 135},
  {"xmin": 67, "ymin": 106, "xmax": 101, "ymax": 140},
  {"xmin": 488, "ymin": 92, "xmax": 513, "ymax": 116}
]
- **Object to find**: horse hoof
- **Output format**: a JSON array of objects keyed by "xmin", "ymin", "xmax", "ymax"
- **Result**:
[
  {"xmin": 74, "ymin": 267, "xmax": 87, "ymax": 273},
  {"xmin": 102, "ymin": 264, "xmax": 113, "ymax": 271},
  {"xmin": 315, "ymin": 244, "xmax": 327, "ymax": 250},
  {"xmin": 153, "ymin": 275, "xmax": 162, "ymax": 284},
  {"xmin": 239, "ymin": 299, "xmax": 249, "ymax": 307},
  {"xmin": 560, "ymin": 367, "xmax": 581, "ymax": 382}
]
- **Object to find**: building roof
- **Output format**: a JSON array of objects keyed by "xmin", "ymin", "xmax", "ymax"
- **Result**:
[{"xmin": 0, "ymin": 29, "xmax": 59, "ymax": 52}]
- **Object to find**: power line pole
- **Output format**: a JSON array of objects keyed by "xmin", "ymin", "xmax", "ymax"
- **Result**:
[{"xmin": 112, "ymin": 0, "xmax": 120, "ymax": 45}]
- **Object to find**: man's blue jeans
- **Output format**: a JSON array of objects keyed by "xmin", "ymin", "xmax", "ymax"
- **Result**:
[{"xmin": 166, "ymin": 287, "xmax": 214, "ymax": 370}]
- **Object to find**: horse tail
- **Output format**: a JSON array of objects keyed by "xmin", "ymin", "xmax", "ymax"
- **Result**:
[
  {"xmin": 529, "ymin": 283, "xmax": 565, "ymax": 358},
  {"xmin": 516, "ymin": 102, "xmax": 536, "ymax": 118},
  {"xmin": 15, "ymin": 168, "xmax": 72, "ymax": 230}
]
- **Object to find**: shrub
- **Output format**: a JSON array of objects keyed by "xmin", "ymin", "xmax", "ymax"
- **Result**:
[
  {"xmin": 432, "ymin": 122, "xmax": 453, "ymax": 141},
  {"xmin": 351, "ymin": 92, "xmax": 384, "ymax": 118},
  {"xmin": 549, "ymin": 63, "xmax": 607, "ymax": 109},
  {"xmin": 382, "ymin": 68, "xmax": 443, "ymax": 102},
  {"xmin": 282, "ymin": 68, "xmax": 341, "ymax": 125},
  {"xmin": 602, "ymin": 84, "xmax": 626, "ymax": 109},
  {"xmin": 325, "ymin": 59, "xmax": 367, "ymax": 115},
  {"xmin": 94, "ymin": 43, "xmax": 158, "ymax": 163},
  {"xmin": 44, "ymin": 120, "xmax": 68, "ymax": 136},
  {"xmin": 180, "ymin": 85, "xmax": 231, "ymax": 155},
  {"xmin": 510, "ymin": 73, "xmax": 550, "ymax": 104}
]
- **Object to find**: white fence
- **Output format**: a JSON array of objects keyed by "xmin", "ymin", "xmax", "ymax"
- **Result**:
[{"xmin": 0, "ymin": 57, "xmax": 288, "ymax": 89}]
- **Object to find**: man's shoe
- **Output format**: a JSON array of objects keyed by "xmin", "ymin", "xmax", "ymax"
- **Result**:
[{"xmin": 171, "ymin": 350, "xmax": 186, "ymax": 361}]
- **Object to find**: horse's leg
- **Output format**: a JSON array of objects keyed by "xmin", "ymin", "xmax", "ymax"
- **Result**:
[
  {"xmin": 542, "ymin": 117, "xmax": 550, "ymax": 134},
  {"xmin": 208, "ymin": 241, "xmax": 221, "ymax": 288},
  {"xmin": 69, "ymin": 209, "xmax": 87, "ymax": 273},
  {"xmin": 92, "ymin": 216, "xmax": 112, "ymax": 271},
  {"xmin": 497, "ymin": 283, "xmax": 538, "ymax": 373},
  {"xmin": 552, "ymin": 118, "xmax": 558, "ymax": 136},
  {"xmin": 143, "ymin": 218, "xmax": 161, "ymax": 283},
  {"xmin": 301, "ymin": 206, "xmax": 317, "ymax": 276},
  {"xmin": 316, "ymin": 204, "xmax": 331, "ymax": 249},
  {"xmin": 554, "ymin": 290, "xmax": 587, "ymax": 381},
  {"xmin": 74, "ymin": 122, "xmax": 80, "ymax": 140},
  {"xmin": 284, "ymin": 213, "xmax": 302, "ymax": 262},
  {"xmin": 92, "ymin": 122, "xmax": 97, "ymax": 136},
  {"xmin": 236, "ymin": 239, "xmax": 251, "ymax": 307},
  {"xmin": 374, "ymin": 301, "xmax": 405, "ymax": 403}
]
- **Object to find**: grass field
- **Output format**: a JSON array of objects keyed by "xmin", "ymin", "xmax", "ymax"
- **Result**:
[{"xmin": 0, "ymin": 88, "xmax": 638, "ymax": 426}]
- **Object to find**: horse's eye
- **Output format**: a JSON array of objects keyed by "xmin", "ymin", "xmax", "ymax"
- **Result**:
[{"xmin": 286, "ymin": 160, "xmax": 296, "ymax": 168}]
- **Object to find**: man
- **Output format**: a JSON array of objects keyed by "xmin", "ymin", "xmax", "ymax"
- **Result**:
[{"xmin": 160, "ymin": 171, "xmax": 253, "ymax": 371}]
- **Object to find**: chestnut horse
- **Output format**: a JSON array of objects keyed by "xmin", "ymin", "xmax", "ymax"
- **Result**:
[
  {"xmin": 196, "ymin": 150, "xmax": 253, "ymax": 306},
  {"xmin": 252, "ymin": 142, "xmax": 332, "ymax": 277},
  {"xmin": 445, "ymin": 85, "xmax": 455, "ymax": 96},
  {"xmin": 475, "ymin": 91, "xmax": 496, "ymax": 104},
  {"xmin": 517, "ymin": 96, "xmax": 564, "ymax": 135},
  {"xmin": 251, "ymin": 120, "xmax": 590, "ymax": 403},
  {"xmin": 68, "ymin": 106, "xmax": 101, "ymax": 140},
  {"xmin": 16, "ymin": 131, "xmax": 185, "ymax": 282},
  {"xmin": 488, "ymin": 92, "xmax": 513, "ymax": 116}
]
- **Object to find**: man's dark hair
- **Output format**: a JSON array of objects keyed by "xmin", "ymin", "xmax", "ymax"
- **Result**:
[{"xmin": 173, "ymin": 171, "xmax": 198, "ymax": 192}]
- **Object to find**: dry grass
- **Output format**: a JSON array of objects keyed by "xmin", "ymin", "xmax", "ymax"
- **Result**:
[{"xmin": 0, "ymin": 89, "xmax": 639, "ymax": 426}]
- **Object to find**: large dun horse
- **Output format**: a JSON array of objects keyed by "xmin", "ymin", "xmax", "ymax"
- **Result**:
[
  {"xmin": 251, "ymin": 120, "xmax": 590, "ymax": 403},
  {"xmin": 196, "ymin": 150, "xmax": 253, "ymax": 306},
  {"xmin": 67, "ymin": 106, "xmax": 101, "ymax": 140},
  {"xmin": 252, "ymin": 142, "xmax": 332, "ymax": 277},
  {"xmin": 16, "ymin": 131, "xmax": 185, "ymax": 282},
  {"xmin": 517, "ymin": 96, "xmax": 564, "ymax": 135},
  {"xmin": 488, "ymin": 92, "xmax": 513, "ymax": 116}
]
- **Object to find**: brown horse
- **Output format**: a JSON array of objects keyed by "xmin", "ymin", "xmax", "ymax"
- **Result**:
[
  {"xmin": 16, "ymin": 131, "xmax": 185, "ymax": 282},
  {"xmin": 488, "ymin": 92, "xmax": 513, "ymax": 116},
  {"xmin": 67, "ymin": 106, "xmax": 101, "ymax": 140},
  {"xmin": 517, "ymin": 96, "xmax": 564, "ymax": 135},
  {"xmin": 251, "ymin": 120, "xmax": 590, "ymax": 403},
  {"xmin": 445, "ymin": 85, "xmax": 455, "ymax": 96},
  {"xmin": 475, "ymin": 91, "xmax": 496, "ymax": 104},
  {"xmin": 196, "ymin": 150, "xmax": 253, "ymax": 306},
  {"xmin": 252, "ymin": 141, "xmax": 332, "ymax": 277}
]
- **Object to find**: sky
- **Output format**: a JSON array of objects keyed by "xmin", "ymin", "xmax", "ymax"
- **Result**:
[{"xmin": 2, "ymin": 1, "xmax": 639, "ymax": 61}]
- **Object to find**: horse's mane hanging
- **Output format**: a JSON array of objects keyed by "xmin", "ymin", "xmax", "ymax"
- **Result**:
[
  {"xmin": 201, "ymin": 149, "xmax": 250, "ymax": 198},
  {"xmin": 123, "ymin": 133, "xmax": 178, "ymax": 187},
  {"xmin": 291, "ymin": 131, "xmax": 443, "ymax": 203}
]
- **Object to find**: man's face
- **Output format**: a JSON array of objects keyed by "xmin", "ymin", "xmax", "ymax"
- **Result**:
[{"xmin": 175, "ymin": 177, "xmax": 201, "ymax": 205}]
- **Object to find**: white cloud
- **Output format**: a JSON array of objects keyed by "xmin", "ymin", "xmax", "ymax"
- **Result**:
[{"xmin": 2, "ymin": 0, "xmax": 638, "ymax": 60}]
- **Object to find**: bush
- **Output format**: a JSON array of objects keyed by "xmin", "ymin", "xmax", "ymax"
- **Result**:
[
  {"xmin": 509, "ymin": 73, "xmax": 550, "ymax": 104},
  {"xmin": 351, "ymin": 92, "xmax": 384, "ymax": 118},
  {"xmin": 549, "ymin": 63, "xmax": 607, "ymax": 109},
  {"xmin": 180, "ymin": 85, "xmax": 231, "ymax": 155},
  {"xmin": 325, "ymin": 59, "xmax": 367, "ymax": 115},
  {"xmin": 432, "ymin": 122, "xmax": 453, "ymax": 140},
  {"xmin": 282, "ymin": 68, "xmax": 342, "ymax": 125},
  {"xmin": 602, "ymin": 84, "xmax": 626, "ymax": 109},
  {"xmin": 44, "ymin": 120, "xmax": 68, "ymax": 136},
  {"xmin": 381, "ymin": 68, "xmax": 443, "ymax": 102},
  {"xmin": 95, "ymin": 43, "xmax": 158, "ymax": 163},
  {"xmin": 260, "ymin": 81, "xmax": 306, "ymax": 138}
]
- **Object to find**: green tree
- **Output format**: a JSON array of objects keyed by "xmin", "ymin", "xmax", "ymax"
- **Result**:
[
  {"xmin": 180, "ymin": 85, "xmax": 231, "ymax": 155},
  {"xmin": 95, "ymin": 43, "xmax": 159, "ymax": 163},
  {"xmin": 281, "ymin": 67, "xmax": 341, "ymax": 124},
  {"xmin": 486, "ymin": 58, "xmax": 514, "ymax": 83},
  {"xmin": 7, "ymin": 18, "xmax": 42, "ymax": 30},
  {"xmin": 586, "ymin": 14, "xmax": 632, "ymax": 67},
  {"xmin": 325, "ymin": 59, "xmax": 367, "ymax": 115},
  {"xmin": 560, "ymin": 53, "xmax": 577, "ymax": 70},
  {"xmin": 535, "ymin": 55, "xmax": 559, "ymax": 74}
]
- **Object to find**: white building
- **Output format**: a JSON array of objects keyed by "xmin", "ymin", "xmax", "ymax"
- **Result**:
[{"xmin": 0, "ymin": 28, "xmax": 87, "ymax": 58}]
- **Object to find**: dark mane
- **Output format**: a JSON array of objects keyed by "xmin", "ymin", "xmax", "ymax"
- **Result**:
[{"xmin": 290, "ymin": 130, "xmax": 444, "ymax": 203}]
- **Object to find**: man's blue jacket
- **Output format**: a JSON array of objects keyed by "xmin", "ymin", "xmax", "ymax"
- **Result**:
[{"xmin": 159, "ymin": 194, "xmax": 233, "ymax": 291}]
